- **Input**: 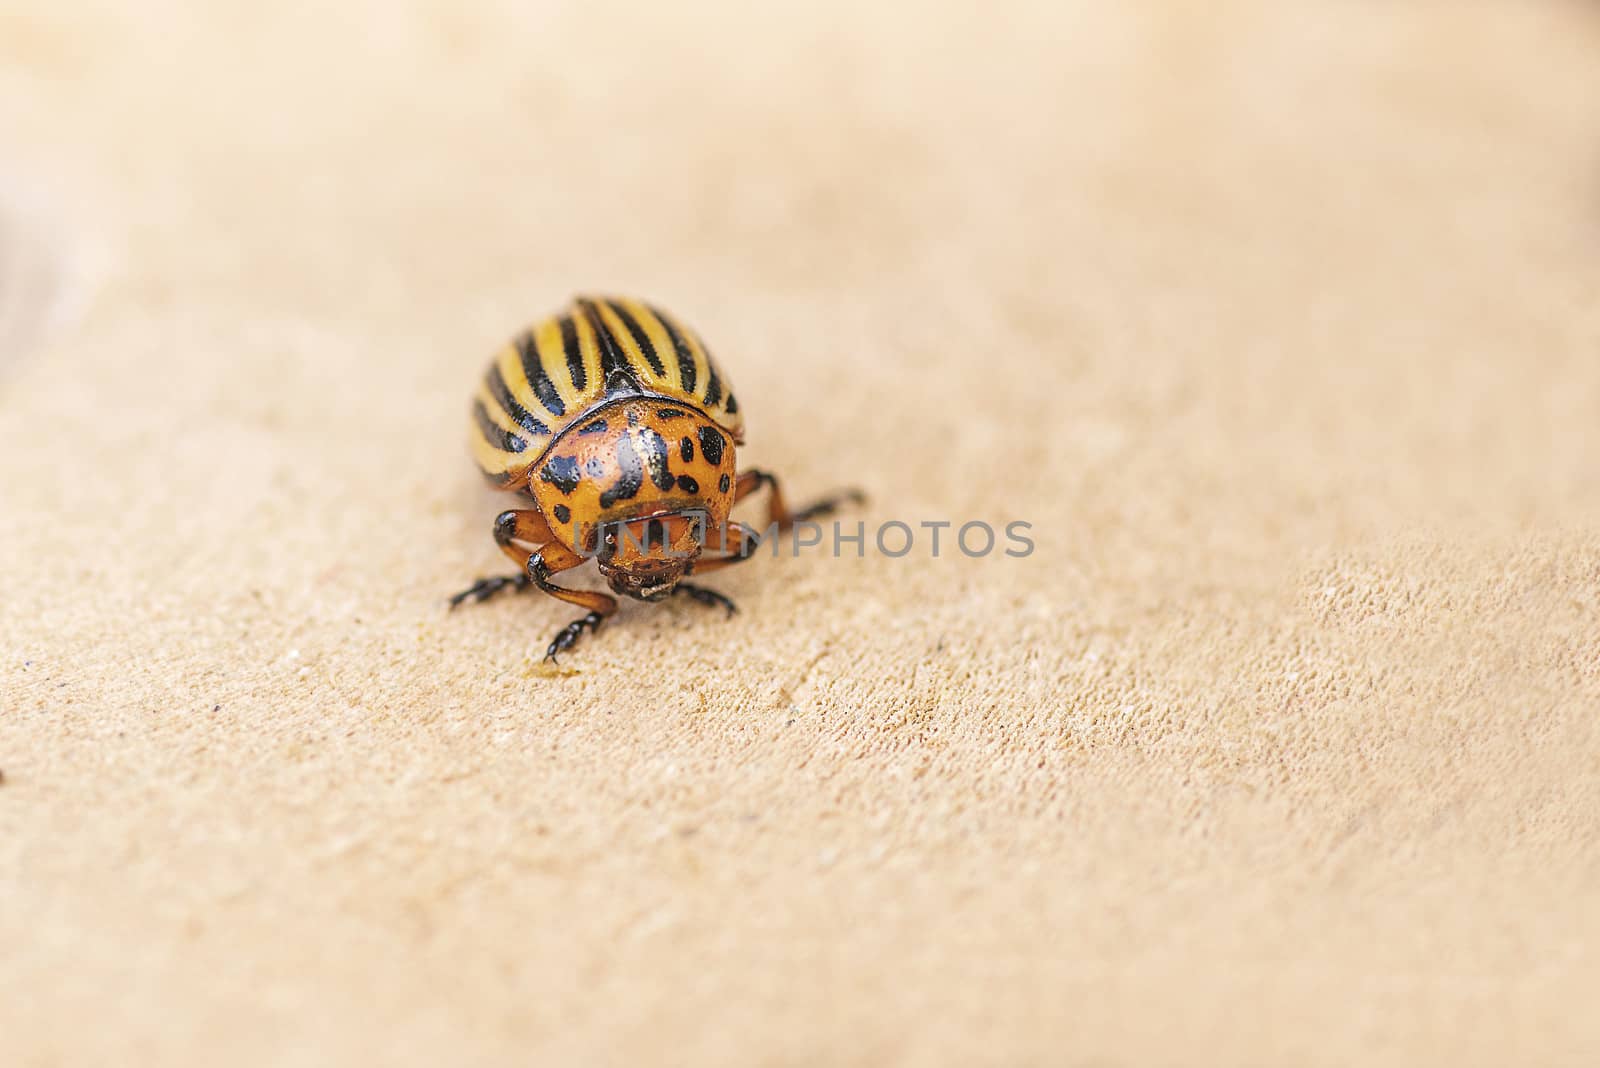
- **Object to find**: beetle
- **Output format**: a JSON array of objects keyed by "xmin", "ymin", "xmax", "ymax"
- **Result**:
[{"xmin": 451, "ymin": 296, "xmax": 863, "ymax": 660}]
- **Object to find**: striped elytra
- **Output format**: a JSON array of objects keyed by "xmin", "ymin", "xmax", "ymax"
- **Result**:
[{"xmin": 470, "ymin": 296, "xmax": 744, "ymax": 485}]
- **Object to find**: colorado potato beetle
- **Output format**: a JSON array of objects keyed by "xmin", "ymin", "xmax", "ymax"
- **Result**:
[{"xmin": 452, "ymin": 296, "xmax": 863, "ymax": 660}]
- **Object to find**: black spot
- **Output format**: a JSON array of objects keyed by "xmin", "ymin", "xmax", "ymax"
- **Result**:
[
  {"xmin": 656, "ymin": 407, "xmax": 687, "ymax": 419},
  {"xmin": 644, "ymin": 517, "xmax": 667, "ymax": 547},
  {"xmin": 540, "ymin": 455, "xmax": 581, "ymax": 495},
  {"xmin": 677, "ymin": 475, "xmax": 700, "ymax": 494},
  {"xmin": 599, "ymin": 434, "xmax": 644, "ymax": 508},
  {"xmin": 586, "ymin": 457, "xmax": 608, "ymax": 479},
  {"xmin": 578, "ymin": 419, "xmax": 608, "ymax": 435},
  {"xmin": 724, "ymin": 392, "xmax": 739, "ymax": 414},
  {"xmin": 552, "ymin": 504, "xmax": 571, "ymax": 525},
  {"xmin": 718, "ymin": 473, "xmax": 731, "ymax": 493},
  {"xmin": 680, "ymin": 436, "xmax": 694, "ymax": 463},
  {"xmin": 698, "ymin": 426, "xmax": 725, "ymax": 466},
  {"xmin": 474, "ymin": 401, "xmax": 527, "ymax": 453},
  {"xmin": 640, "ymin": 428, "xmax": 675, "ymax": 491}
]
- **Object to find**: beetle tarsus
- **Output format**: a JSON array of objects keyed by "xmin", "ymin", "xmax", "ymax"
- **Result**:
[
  {"xmin": 449, "ymin": 573, "xmax": 531, "ymax": 609},
  {"xmin": 791, "ymin": 488, "xmax": 867, "ymax": 525},
  {"xmin": 673, "ymin": 582, "xmax": 738, "ymax": 617},
  {"xmin": 545, "ymin": 611, "xmax": 606, "ymax": 662}
]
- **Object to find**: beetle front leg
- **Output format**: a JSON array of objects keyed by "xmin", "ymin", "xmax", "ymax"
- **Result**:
[
  {"xmin": 450, "ymin": 509, "xmax": 556, "ymax": 608},
  {"xmin": 733, "ymin": 469, "xmax": 865, "ymax": 531},
  {"xmin": 684, "ymin": 520, "xmax": 761, "ymax": 576},
  {"xmin": 672, "ymin": 582, "xmax": 738, "ymax": 616},
  {"xmin": 527, "ymin": 542, "xmax": 618, "ymax": 662}
]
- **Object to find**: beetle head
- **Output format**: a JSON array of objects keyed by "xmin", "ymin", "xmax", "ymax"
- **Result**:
[{"xmin": 595, "ymin": 512, "xmax": 704, "ymax": 602}]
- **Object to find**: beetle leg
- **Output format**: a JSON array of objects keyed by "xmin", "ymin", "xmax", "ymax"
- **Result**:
[
  {"xmin": 527, "ymin": 541, "xmax": 618, "ymax": 662},
  {"xmin": 672, "ymin": 582, "xmax": 738, "ymax": 617},
  {"xmin": 449, "ymin": 573, "xmax": 528, "ymax": 606},
  {"xmin": 733, "ymin": 469, "xmax": 865, "ymax": 531},
  {"xmin": 449, "ymin": 509, "xmax": 555, "ymax": 608},
  {"xmin": 544, "ymin": 612, "xmax": 606, "ymax": 661},
  {"xmin": 684, "ymin": 520, "xmax": 761, "ymax": 576},
  {"xmin": 453, "ymin": 509, "xmax": 617, "ymax": 660}
]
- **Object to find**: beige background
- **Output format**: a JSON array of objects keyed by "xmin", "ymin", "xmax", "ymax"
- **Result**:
[{"xmin": 3, "ymin": 2, "xmax": 1599, "ymax": 1065}]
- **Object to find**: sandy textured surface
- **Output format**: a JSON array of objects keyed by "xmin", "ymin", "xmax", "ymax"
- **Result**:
[{"xmin": 3, "ymin": 2, "xmax": 1599, "ymax": 1065}]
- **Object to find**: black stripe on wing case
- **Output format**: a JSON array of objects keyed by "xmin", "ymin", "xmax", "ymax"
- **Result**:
[
  {"xmin": 607, "ymin": 301, "xmax": 667, "ymax": 378},
  {"xmin": 487, "ymin": 363, "xmax": 551, "ymax": 436},
  {"xmin": 649, "ymin": 305, "xmax": 698, "ymax": 394},
  {"xmin": 474, "ymin": 400, "xmax": 528, "ymax": 453},
  {"xmin": 515, "ymin": 332, "xmax": 567, "ymax": 417},
  {"xmin": 703, "ymin": 358, "xmax": 723, "ymax": 407},
  {"xmin": 579, "ymin": 298, "xmax": 634, "ymax": 387},
  {"xmin": 558, "ymin": 315, "xmax": 587, "ymax": 392}
]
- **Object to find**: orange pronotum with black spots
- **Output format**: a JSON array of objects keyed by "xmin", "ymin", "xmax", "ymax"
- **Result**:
[{"xmin": 453, "ymin": 296, "xmax": 863, "ymax": 659}]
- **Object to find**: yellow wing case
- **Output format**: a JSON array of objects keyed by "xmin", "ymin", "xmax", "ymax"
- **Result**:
[{"xmin": 470, "ymin": 297, "xmax": 745, "ymax": 485}]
